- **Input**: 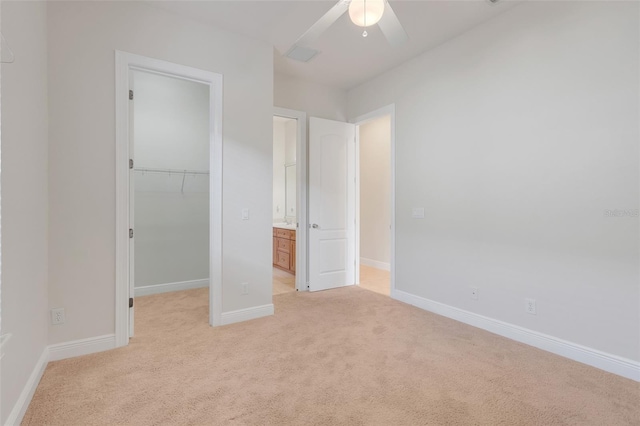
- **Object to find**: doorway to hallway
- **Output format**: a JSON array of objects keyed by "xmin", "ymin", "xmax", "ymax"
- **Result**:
[{"xmin": 356, "ymin": 113, "xmax": 392, "ymax": 297}]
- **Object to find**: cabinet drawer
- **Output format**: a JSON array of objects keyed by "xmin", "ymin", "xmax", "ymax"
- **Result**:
[
  {"xmin": 277, "ymin": 237, "xmax": 290, "ymax": 253},
  {"xmin": 276, "ymin": 251, "xmax": 290, "ymax": 270},
  {"xmin": 275, "ymin": 228, "xmax": 291, "ymax": 239}
]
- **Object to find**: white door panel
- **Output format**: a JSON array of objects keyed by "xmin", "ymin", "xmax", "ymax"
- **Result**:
[
  {"xmin": 309, "ymin": 117, "xmax": 356, "ymax": 292},
  {"xmin": 128, "ymin": 70, "xmax": 135, "ymax": 337}
]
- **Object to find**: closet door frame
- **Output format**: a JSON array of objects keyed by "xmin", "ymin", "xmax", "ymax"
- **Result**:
[{"xmin": 115, "ymin": 51, "xmax": 223, "ymax": 347}]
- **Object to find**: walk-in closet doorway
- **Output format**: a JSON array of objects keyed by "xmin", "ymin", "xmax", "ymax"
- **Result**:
[{"xmin": 115, "ymin": 52, "xmax": 223, "ymax": 347}]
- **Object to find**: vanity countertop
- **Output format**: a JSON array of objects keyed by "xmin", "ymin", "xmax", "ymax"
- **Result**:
[{"xmin": 273, "ymin": 223, "xmax": 296, "ymax": 230}]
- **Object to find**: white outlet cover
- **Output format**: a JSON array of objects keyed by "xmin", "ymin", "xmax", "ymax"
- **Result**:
[
  {"xmin": 525, "ymin": 298, "xmax": 537, "ymax": 315},
  {"xmin": 470, "ymin": 287, "xmax": 479, "ymax": 300},
  {"xmin": 51, "ymin": 308, "xmax": 65, "ymax": 325},
  {"xmin": 241, "ymin": 208, "xmax": 250, "ymax": 220}
]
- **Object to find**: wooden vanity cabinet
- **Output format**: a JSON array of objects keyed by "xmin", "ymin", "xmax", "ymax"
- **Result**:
[{"xmin": 273, "ymin": 227, "xmax": 296, "ymax": 274}]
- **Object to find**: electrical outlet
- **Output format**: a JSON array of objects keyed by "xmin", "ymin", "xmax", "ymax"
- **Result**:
[
  {"xmin": 241, "ymin": 282, "xmax": 249, "ymax": 295},
  {"xmin": 470, "ymin": 287, "xmax": 478, "ymax": 300},
  {"xmin": 525, "ymin": 298, "xmax": 537, "ymax": 315},
  {"xmin": 51, "ymin": 308, "xmax": 65, "ymax": 325}
]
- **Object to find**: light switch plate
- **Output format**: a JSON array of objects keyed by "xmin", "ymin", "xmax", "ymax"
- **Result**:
[
  {"xmin": 241, "ymin": 208, "xmax": 249, "ymax": 220},
  {"xmin": 412, "ymin": 208, "xmax": 425, "ymax": 219}
]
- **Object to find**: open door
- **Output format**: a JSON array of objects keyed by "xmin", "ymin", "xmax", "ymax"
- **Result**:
[
  {"xmin": 128, "ymin": 71, "xmax": 135, "ymax": 337},
  {"xmin": 308, "ymin": 117, "xmax": 356, "ymax": 292}
]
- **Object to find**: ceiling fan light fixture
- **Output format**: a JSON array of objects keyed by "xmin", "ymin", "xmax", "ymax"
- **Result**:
[{"xmin": 348, "ymin": 0, "xmax": 385, "ymax": 28}]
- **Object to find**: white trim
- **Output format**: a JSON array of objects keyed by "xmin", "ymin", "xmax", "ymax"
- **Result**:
[
  {"xmin": 4, "ymin": 348, "xmax": 48, "ymax": 426},
  {"xmin": 5, "ymin": 336, "xmax": 119, "ymax": 424},
  {"xmin": 0, "ymin": 333, "xmax": 12, "ymax": 360},
  {"xmin": 351, "ymin": 105, "xmax": 396, "ymax": 294},
  {"xmin": 354, "ymin": 124, "xmax": 361, "ymax": 285},
  {"xmin": 115, "ymin": 51, "xmax": 130, "ymax": 348},
  {"xmin": 392, "ymin": 289, "xmax": 640, "ymax": 382},
  {"xmin": 48, "ymin": 334, "xmax": 116, "ymax": 362},
  {"xmin": 134, "ymin": 279, "xmax": 209, "ymax": 297},
  {"xmin": 115, "ymin": 51, "xmax": 224, "ymax": 348},
  {"xmin": 220, "ymin": 304, "xmax": 274, "ymax": 326},
  {"xmin": 359, "ymin": 257, "xmax": 390, "ymax": 271},
  {"xmin": 274, "ymin": 107, "xmax": 307, "ymax": 292}
]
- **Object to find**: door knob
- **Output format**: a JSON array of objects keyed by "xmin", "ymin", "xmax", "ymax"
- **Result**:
[{"xmin": 311, "ymin": 223, "xmax": 319, "ymax": 228}]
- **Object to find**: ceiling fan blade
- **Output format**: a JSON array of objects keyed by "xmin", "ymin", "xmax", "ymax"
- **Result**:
[
  {"xmin": 378, "ymin": 1, "xmax": 408, "ymax": 47},
  {"xmin": 295, "ymin": 0, "xmax": 350, "ymax": 48}
]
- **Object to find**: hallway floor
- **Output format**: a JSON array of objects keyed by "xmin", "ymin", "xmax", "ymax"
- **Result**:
[{"xmin": 358, "ymin": 264, "xmax": 390, "ymax": 296}]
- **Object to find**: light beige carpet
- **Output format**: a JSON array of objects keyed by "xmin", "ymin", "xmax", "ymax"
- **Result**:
[{"xmin": 24, "ymin": 287, "xmax": 639, "ymax": 425}]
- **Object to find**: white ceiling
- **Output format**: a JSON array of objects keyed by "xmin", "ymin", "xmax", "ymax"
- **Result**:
[{"xmin": 150, "ymin": 1, "xmax": 521, "ymax": 89}]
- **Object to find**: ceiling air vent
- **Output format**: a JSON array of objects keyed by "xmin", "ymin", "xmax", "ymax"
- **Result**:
[{"xmin": 285, "ymin": 46, "xmax": 319, "ymax": 63}]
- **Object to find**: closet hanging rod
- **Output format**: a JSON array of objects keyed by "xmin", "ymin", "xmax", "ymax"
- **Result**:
[{"xmin": 134, "ymin": 167, "xmax": 209, "ymax": 175}]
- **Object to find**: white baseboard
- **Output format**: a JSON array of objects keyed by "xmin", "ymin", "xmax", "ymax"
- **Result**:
[
  {"xmin": 221, "ymin": 304, "xmax": 274, "ymax": 326},
  {"xmin": 4, "ymin": 348, "xmax": 49, "ymax": 426},
  {"xmin": 5, "ymin": 334, "xmax": 117, "ymax": 425},
  {"xmin": 48, "ymin": 334, "xmax": 116, "ymax": 362},
  {"xmin": 360, "ymin": 257, "xmax": 391, "ymax": 271},
  {"xmin": 392, "ymin": 289, "xmax": 640, "ymax": 382},
  {"xmin": 134, "ymin": 279, "xmax": 209, "ymax": 297}
]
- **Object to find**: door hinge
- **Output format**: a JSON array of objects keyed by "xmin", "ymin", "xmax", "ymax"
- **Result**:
[
  {"xmin": 129, "ymin": 90, "xmax": 134, "ymax": 100},
  {"xmin": 129, "ymin": 297, "xmax": 133, "ymax": 308},
  {"xmin": 129, "ymin": 228, "xmax": 134, "ymax": 239},
  {"xmin": 129, "ymin": 159, "xmax": 133, "ymax": 169}
]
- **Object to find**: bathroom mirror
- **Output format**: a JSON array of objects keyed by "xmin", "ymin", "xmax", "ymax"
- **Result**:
[{"xmin": 285, "ymin": 163, "xmax": 296, "ymax": 220}]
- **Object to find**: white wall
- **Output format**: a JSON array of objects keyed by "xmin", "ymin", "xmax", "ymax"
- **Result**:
[
  {"xmin": 284, "ymin": 119, "xmax": 296, "ymax": 165},
  {"xmin": 284, "ymin": 119, "xmax": 296, "ymax": 219},
  {"xmin": 273, "ymin": 118, "xmax": 286, "ymax": 221},
  {"xmin": 47, "ymin": 1, "xmax": 273, "ymax": 345},
  {"xmin": 133, "ymin": 71, "xmax": 210, "ymax": 171},
  {"xmin": 0, "ymin": 1, "xmax": 49, "ymax": 423},
  {"xmin": 348, "ymin": 1, "xmax": 639, "ymax": 361},
  {"xmin": 133, "ymin": 71, "xmax": 209, "ymax": 288},
  {"xmin": 359, "ymin": 115, "xmax": 391, "ymax": 267},
  {"xmin": 274, "ymin": 72, "xmax": 347, "ymax": 121}
]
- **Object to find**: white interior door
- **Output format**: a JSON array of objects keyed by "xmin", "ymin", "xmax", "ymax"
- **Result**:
[
  {"xmin": 128, "ymin": 71, "xmax": 135, "ymax": 337},
  {"xmin": 308, "ymin": 117, "xmax": 356, "ymax": 292}
]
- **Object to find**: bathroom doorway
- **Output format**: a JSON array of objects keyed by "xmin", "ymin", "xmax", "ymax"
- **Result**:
[{"xmin": 272, "ymin": 108, "xmax": 306, "ymax": 295}]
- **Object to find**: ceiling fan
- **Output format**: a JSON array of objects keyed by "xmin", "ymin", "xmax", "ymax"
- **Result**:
[{"xmin": 285, "ymin": 0, "xmax": 408, "ymax": 63}]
